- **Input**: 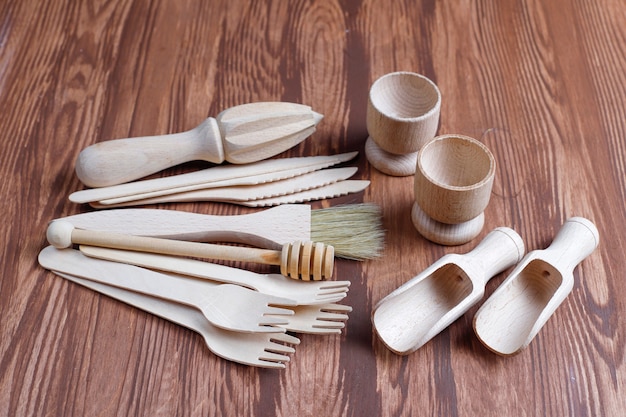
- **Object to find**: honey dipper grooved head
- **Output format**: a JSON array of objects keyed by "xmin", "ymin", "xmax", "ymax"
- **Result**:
[{"xmin": 280, "ymin": 241, "xmax": 334, "ymax": 280}]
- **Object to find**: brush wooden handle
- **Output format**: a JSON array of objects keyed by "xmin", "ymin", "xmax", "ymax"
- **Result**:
[
  {"xmin": 75, "ymin": 102, "xmax": 323, "ymax": 187},
  {"xmin": 46, "ymin": 220, "xmax": 334, "ymax": 280},
  {"xmin": 62, "ymin": 205, "xmax": 311, "ymax": 249}
]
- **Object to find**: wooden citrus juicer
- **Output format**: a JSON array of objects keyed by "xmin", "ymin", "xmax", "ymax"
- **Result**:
[
  {"xmin": 75, "ymin": 102, "xmax": 323, "ymax": 187},
  {"xmin": 473, "ymin": 217, "xmax": 599, "ymax": 356},
  {"xmin": 372, "ymin": 227, "xmax": 524, "ymax": 355}
]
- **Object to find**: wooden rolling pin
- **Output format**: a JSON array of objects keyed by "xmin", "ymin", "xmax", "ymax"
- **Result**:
[
  {"xmin": 75, "ymin": 102, "xmax": 323, "ymax": 187},
  {"xmin": 46, "ymin": 220, "xmax": 335, "ymax": 280}
]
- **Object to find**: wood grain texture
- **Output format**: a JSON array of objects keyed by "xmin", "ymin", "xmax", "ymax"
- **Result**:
[{"xmin": 1, "ymin": 0, "xmax": 624, "ymax": 416}]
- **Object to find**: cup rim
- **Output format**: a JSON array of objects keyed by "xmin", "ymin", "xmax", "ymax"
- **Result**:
[
  {"xmin": 417, "ymin": 134, "xmax": 496, "ymax": 191},
  {"xmin": 369, "ymin": 71, "xmax": 441, "ymax": 122}
]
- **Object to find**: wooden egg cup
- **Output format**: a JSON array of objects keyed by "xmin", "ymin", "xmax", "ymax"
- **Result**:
[
  {"xmin": 365, "ymin": 72, "xmax": 441, "ymax": 176},
  {"xmin": 412, "ymin": 134, "xmax": 496, "ymax": 245}
]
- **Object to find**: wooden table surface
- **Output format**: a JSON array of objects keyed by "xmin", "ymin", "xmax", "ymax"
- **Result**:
[{"xmin": 1, "ymin": 0, "xmax": 624, "ymax": 415}]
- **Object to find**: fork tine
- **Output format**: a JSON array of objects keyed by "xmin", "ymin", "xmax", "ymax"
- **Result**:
[
  {"xmin": 318, "ymin": 280, "xmax": 351, "ymax": 290},
  {"xmin": 320, "ymin": 304, "xmax": 353, "ymax": 313},
  {"xmin": 318, "ymin": 287, "xmax": 350, "ymax": 296},
  {"xmin": 314, "ymin": 293, "xmax": 349, "ymax": 303},
  {"xmin": 316, "ymin": 311, "xmax": 350, "ymax": 321},
  {"xmin": 248, "ymin": 358, "xmax": 288, "ymax": 369},
  {"xmin": 258, "ymin": 351, "xmax": 292, "ymax": 364},
  {"xmin": 270, "ymin": 333, "xmax": 301, "ymax": 345}
]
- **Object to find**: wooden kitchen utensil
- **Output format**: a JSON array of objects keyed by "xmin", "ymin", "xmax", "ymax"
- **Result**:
[
  {"xmin": 372, "ymin": 227, "xmax": 524, "ymax": 355},
  {"xmin": 412, "ymin": 134, "xmax": 496, "ymax": 245},
  {"xmin": 78, "ymin": 246, "xmax": 350, "ymax": 305},
  {"xmin": 63, "ymin": 271, "xmax": 351, "ymax": 335},
  {"xmin": 473, "ymin": 217, "xmax": 599, "ymax": 356},
  {"xmin": 70, "ymin": 152, "xmax": 358, "ymax": 204},
  {"xmin": 39, "ymin": 246, "xmax": 296, "ymax": 333},
  {"xmin": 95, "ymin": 167, "xmax": 357, "ymax": 206},
  {"xmin": 47, "ymin": 220, "xmax": 335, "ymax": 280},
  {"xmin": 75, "ymin": 102, "xmax": 323, "ymax": 187},
  {"xmin": 54, "ymin": 271, "xmax": 299, "ymax": 368},
  {"xmin": 61, "ymin": 203, "xmax": 384, "ymax": 260},
  {"xmin": 365, "ymin": 72, "xmax": 441, "ymax": 176},
  {"xmin": 92, "ymin": 180, "xmax": 371, "ymax": 209}
]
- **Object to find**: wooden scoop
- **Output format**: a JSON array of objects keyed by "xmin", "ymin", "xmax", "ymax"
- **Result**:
[
  {"xmin": 473, "ymin": 217, "xmax": 599, "ymax": 356},
  {"xmin": 75, "ymin": 102, "xmax": 323, "ymax": 187},
  {"xmin": 46, "ymin": 220, "xmax": 335, "ymax": 280},
  {"xmin": 372, "ymin": 227, "xmax": 524, "ymax": 355}
]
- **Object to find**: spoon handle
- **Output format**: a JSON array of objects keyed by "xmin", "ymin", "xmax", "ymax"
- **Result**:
[
  {"xmin": 543, "ymin": 217, "xmax": 599, "ymax": 273},
  {"xmin": 460, "ymin": 227, "xmax": 525, "ymax": 285},
  {"xmin": 75, "ymin": 118, "xmax": 224, "ymax": 187}
]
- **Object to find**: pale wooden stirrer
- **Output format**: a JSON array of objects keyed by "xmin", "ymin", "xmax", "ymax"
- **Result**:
[{"xmin": 46, "ymin": 220, "xmax": 334, "ymax": 281}]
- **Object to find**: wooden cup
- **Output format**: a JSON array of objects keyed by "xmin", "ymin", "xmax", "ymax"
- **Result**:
[
  {"xmin": 412, "ymin": 134, "xmax": 496, "ymax": 245},
  {"xmin": 365, "ymin": 72, "xmax": 441, "ymax": 176}
]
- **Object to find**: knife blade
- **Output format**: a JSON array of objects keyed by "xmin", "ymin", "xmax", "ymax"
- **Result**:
[
  {"xmin": 96, "ymin": 167, "xmax": 358, "ymax": 206},
  {"xmin": 237, "ymin": 180, "xmax": 371, "ymax": 207},
  {"xmin": 70, "ymin": 151, "xmax": 358, "ymax": 204}
]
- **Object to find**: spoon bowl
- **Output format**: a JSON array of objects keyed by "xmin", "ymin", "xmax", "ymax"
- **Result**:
[
  {"xmin": 372, "ymin": 227, "xmax": 524, "ymax": 354},
  {"xmin": 473, "ymin": 217, "xmax": 599, "ymax": 355}
]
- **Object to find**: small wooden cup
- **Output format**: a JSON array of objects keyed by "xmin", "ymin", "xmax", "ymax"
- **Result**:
[
  {"xmin": 412, "ymin": 134, "xmax": 496, "ymax": 245},
  {"xmin": 365, "ymin": 72, "xmax": 441, "ymax": 176}
]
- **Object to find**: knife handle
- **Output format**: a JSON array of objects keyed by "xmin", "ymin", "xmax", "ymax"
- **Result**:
[{"xmin": 75, "ymin": 118, "xmax": 224, "ymax": 187}]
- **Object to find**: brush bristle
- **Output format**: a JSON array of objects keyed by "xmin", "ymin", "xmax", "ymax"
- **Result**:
[{"xmin": 310, "ymin": 203, "xmax": 385, "ymax": 261}]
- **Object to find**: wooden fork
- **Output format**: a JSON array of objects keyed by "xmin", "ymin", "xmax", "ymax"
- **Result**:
[
  {"xmin": 53, "ymin": 271, "xmax": 300, "ymax": 368},
  {"xmin": 38, "ymin": 247, "xmax": 296, "ymax": 333}
]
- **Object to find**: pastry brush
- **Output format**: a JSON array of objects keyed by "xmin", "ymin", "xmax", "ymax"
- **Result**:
[{"xmin": 60, "ymin": 203, "xmax": 384, "ymax": 261}]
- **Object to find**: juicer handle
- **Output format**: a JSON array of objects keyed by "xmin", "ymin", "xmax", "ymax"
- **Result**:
[
  {"xmin": 462, "ymin": 227, "xmax": 525, "ymax": 285},
  {"xmin": 543, "ymin": 217, "xmax": 599, "ymax": 273},
  {"xmin": 75, "ymin": 118, "xmax": 224, "ymax": 187}
]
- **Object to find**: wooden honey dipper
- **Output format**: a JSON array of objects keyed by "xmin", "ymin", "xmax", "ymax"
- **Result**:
[{"xmin": 46, "ymin": 221, "xmax": 335, "ymax": 281}]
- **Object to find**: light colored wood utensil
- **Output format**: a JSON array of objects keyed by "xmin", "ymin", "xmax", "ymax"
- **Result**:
[
  {"xmin": 53, "ymin": 271, "xmax": 299, "ymax": 368},
  {"xmin": 59, "ymin": 270, "xmax": 349, "ymax": 335},
  {"xmin": 70, "ymin": 152, "xmax": 358, "ymax": 204},
  {"xmin": 95, "ymin": 167, "xmax": 357, "ymax": 206},
  {"xmin": 473, "ymin": 217, "xmax": 599, "ymax": 356},
  {"xmin": 235, "ymin": 180, "xmax": 370, "ymax": 207},
  {"xmin": 372, "ymin": 227, "xmax": 524, "ymax": 355},
  {"xmin": 39, "ymin": 246, "xmax": 296, "ymax": 333},
  {"xmin": 75, "ymin": 102, "xmax": 323, "ymax": 187},
  {"xmin": 268, "ymin": 303, "xmax": 352, "ymax": 334},
  {"xmin": 365, "ymin": 72, "xmax": 441, "ymax": 176},
  {"xmin": 79, "ymin": 246, "xmax": 350, "ymax": 305},
  {"xmin": 61, "ymin": 203, "xmax": 384, "ymax": 260},
  {"xmin": 412, "ymin": 134, "xmax": 496, "ymax": 245},
  {"xmin": 88, "ymin": 180, "xmax": 371, "ymax": 210},
  {"xmin": 47, "ymin": 220, "xmax": 335, "ymax": 280}
]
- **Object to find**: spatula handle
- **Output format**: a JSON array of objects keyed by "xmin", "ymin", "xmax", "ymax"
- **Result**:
[{"xmin": 75, "ymin": 118, "xmax": 224, "ymax": 187}]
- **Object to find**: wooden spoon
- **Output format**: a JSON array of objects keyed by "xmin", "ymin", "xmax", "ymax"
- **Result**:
[
  {"xmin": 473, "ymin": 217, "xmax": 599, "ymax": 356},
  {"xmin": 372, "ymin": 227, "xmax": 524, "ymax": 355}
]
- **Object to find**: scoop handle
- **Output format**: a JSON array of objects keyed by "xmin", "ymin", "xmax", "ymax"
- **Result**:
[
  {"xmin": 75, "ymin": 118, "xmax": 224, "ymax": 187},
  {"xmin": 543, "ymin": 217, "xmax": 599, "ymax": 273},
  {"xmin": 460, "ymin": 227, "xmax": 525, "ymax": 285}
]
